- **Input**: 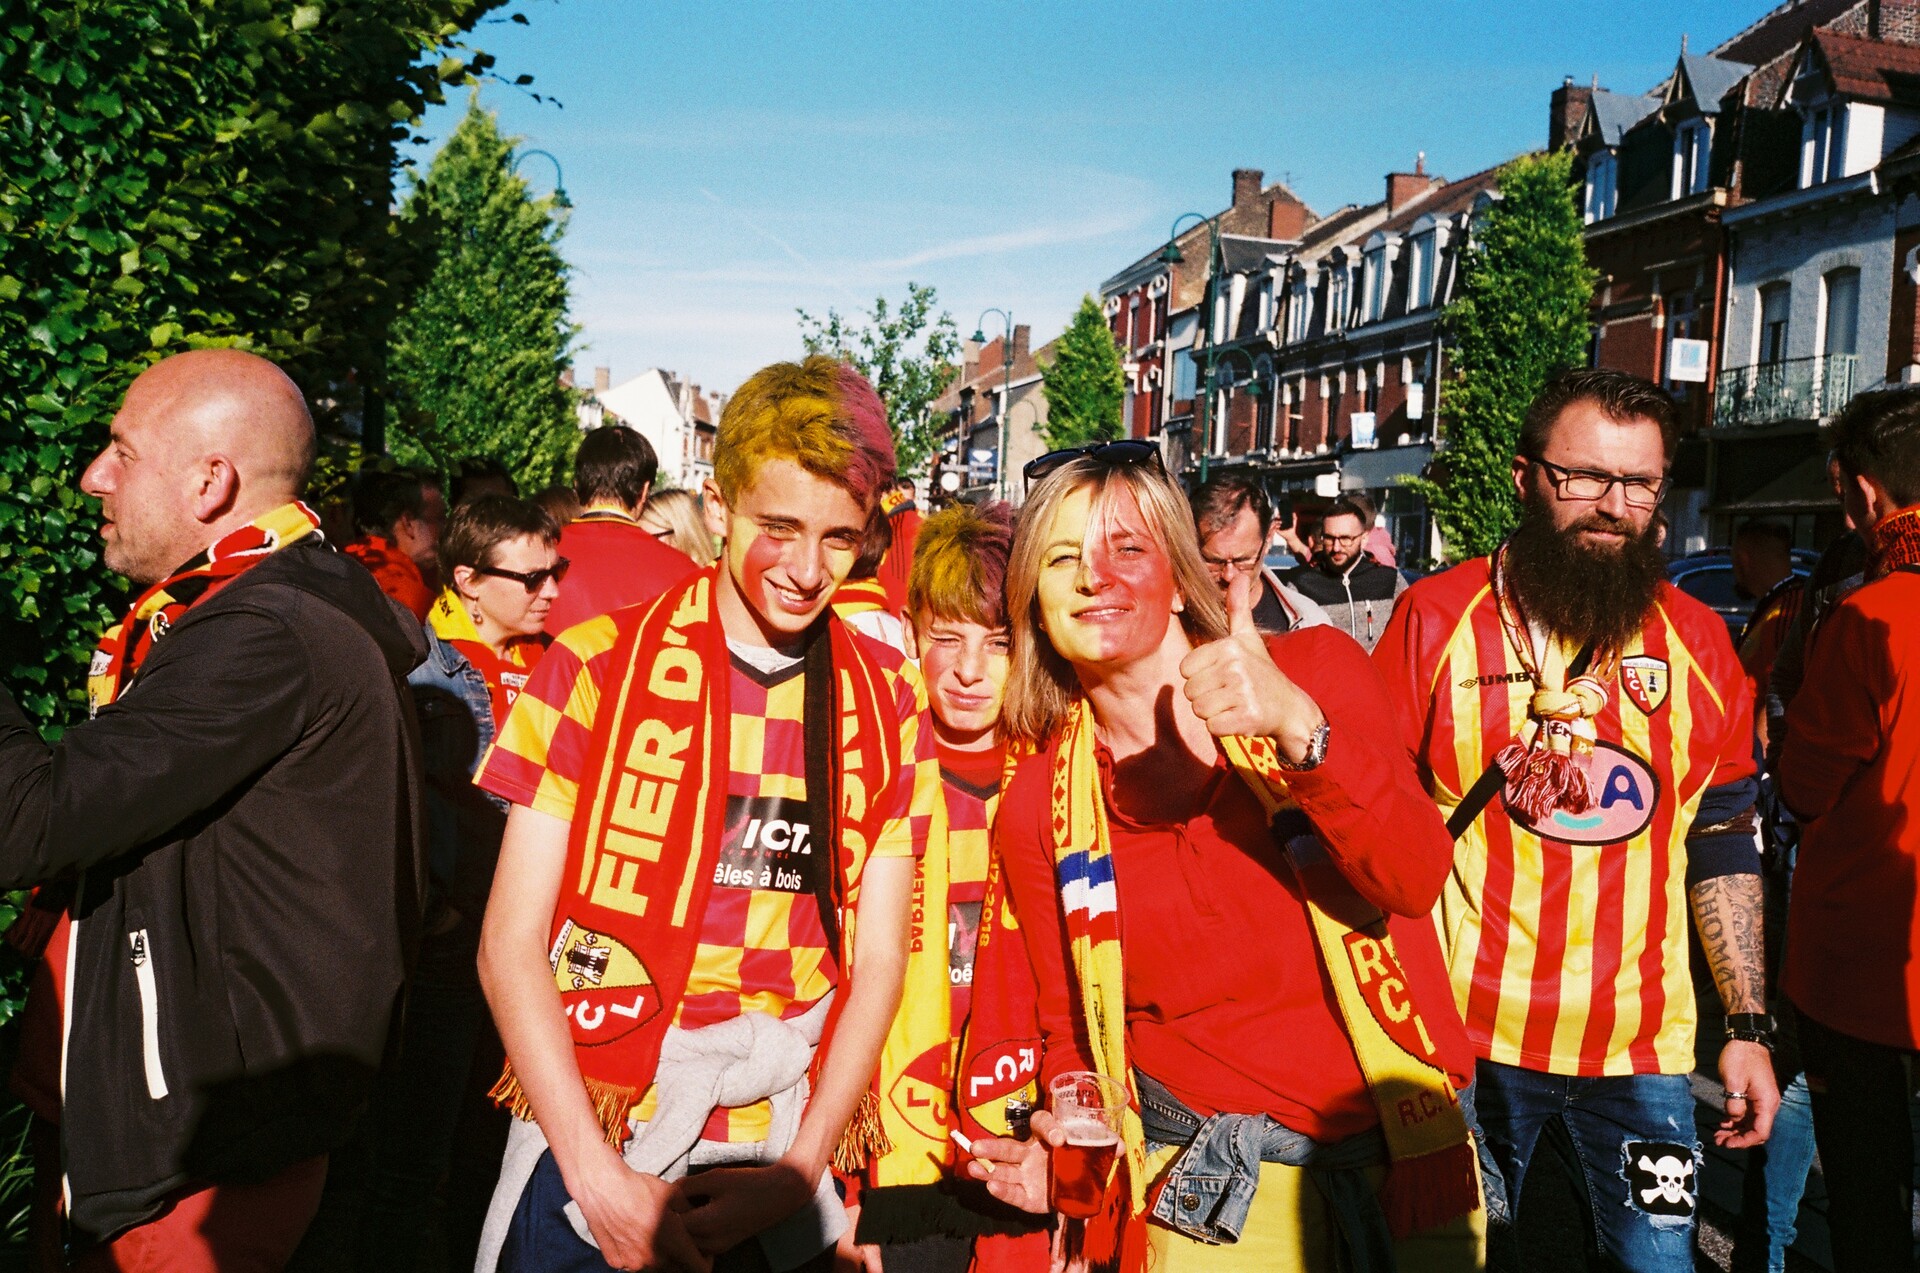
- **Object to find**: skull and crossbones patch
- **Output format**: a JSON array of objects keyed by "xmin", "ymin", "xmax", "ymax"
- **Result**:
[{"xmin": 1622, "ymin": 1141, "xmax": 1697, "ymax": 1218}]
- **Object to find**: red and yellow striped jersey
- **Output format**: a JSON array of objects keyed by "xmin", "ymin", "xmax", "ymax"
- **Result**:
[
  {"xmin": 936, "ymin": 741, "xmax": 1005, "ymax": 1033},
  {"xmin": 1374, "ymin": 558, "xmax": 1755, "ymax": 1076},
  {"xmin": 479, "ymin": 609, "xmax": 941, "ymax": 1140}
]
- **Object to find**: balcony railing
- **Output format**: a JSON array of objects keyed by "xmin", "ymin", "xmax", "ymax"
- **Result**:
[{"xmin": 1714, "ymin": 354, "xmax": 1858, "ymax": 427}]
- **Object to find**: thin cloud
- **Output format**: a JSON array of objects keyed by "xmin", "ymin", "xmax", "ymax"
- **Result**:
[{"xmin": 867, "ymin": 212, "xmax": 1147, "ymax": 272}]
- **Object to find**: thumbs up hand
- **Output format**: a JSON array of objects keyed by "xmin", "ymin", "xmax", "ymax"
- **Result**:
[{"xmin": 1179, "ymin": 571, "xmax": 1328, "ymax": 756}]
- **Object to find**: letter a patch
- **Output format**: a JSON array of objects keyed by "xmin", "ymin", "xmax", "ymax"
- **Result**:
[{"xmin": 1620, "ymin": 656, "xmax": 1670, "ymax": 715}]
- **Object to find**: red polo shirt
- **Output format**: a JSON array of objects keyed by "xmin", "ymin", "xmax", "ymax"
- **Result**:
[{"xmin": 994, "ymin": 628, "xmax": 1472, "ymax": 1142}]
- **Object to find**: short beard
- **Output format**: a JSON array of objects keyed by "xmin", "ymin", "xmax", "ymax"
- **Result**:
[{"xmin": 1503, "ymin": 491, "xmax": 1667, "ymax": 655}]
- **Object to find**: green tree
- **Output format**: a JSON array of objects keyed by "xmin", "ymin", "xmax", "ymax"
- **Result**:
[
  {"xmin": 0, "ymin": 0, "xmax": 509, "ymax": 735},
  {"xmin": 1412, "ymin": 149, "xmax": 1596, "ymax": 560},
  {"xmin": 387, "ymin": 100, "xmax": 580, "ymax": 491},
  {"xmin": 1040, "ymin": 294, "xmax": 1125, "ymax": 449},
  {"xmin": 797, "ymin": 283, "xmax": 960, "ymax": 476}
]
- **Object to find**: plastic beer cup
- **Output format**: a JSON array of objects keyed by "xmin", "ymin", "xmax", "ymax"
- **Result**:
[{"xmin": 1049, "ymin": 1071, "xmax": 1127, "ymax": 1219}]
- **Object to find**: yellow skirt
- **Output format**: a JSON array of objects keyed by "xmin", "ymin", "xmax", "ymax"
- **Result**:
[{"xmin": 1140, "ymin": 1144, "xmax": 1486, "ymax": 1272}]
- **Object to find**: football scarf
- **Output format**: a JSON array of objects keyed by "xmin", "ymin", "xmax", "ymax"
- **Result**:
[
  {"xmin": 832, "ymin": 577, "xmax": 891, "ymax": 621},
  {"xmin": 1872, "ymin": 504, "xmax": 1920, "ymax": 576},
  {"xmin": 1046, "ymin": 701, "xmax": 1476, "ymax": 1261},
  {"xmin": 1488, "ymin": 544, "xmax": 1619, "ymax": 825},
  {"xmin": 427, "ymin": 588, "xmax": 547, "ymax": 726},
  {"xmin": 8, "ymin": 502, "xmax": 323, "ymax": 963},
  {"xmin": 88, "ymin": 501, "xmax": 325, "ymax": 715},
  {"xmin": 488, "ymin": 568, "xmax": 903, "ymax": 1158}
]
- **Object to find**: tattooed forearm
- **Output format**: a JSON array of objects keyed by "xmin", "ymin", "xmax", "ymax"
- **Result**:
[{"xmin": 1689, "ymin": 873, "xmax": 1767, "ymax": 1015}]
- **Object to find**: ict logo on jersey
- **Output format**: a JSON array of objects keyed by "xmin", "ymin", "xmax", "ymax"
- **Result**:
[
  {"xmin": 717, "ymin": 795, "xmax": 819, "ymax": 894},
  {"xmin": 550, "ymin": 919, "xmax": 661, "ymax": 1045},
  {"xmin": 949, "ymin": 900, "xmax": 982, "ymax": 989},
  {"xmin": 1506, "ymin": 741, "xmax": 1661, "ymax": 846},
  {"xmin": 1620, "ymin": 656, "xmax": 1670, "ymax": 715}
]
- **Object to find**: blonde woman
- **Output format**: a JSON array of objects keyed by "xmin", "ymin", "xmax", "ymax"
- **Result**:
[
  {"xmin": 960, "ymin": 442, "xmax": 1483, "ymax": 1270},
  {"xmin": 639, "ymin": 487, "xmax": 718, "ymax": 565}
]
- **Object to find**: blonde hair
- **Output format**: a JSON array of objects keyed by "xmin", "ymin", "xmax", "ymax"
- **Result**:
[
  {"xmin": 640, "ymin": 488, "xmax": 717, "ymax": 565},
  {"xmin": 1003, "ymin": 458, "xmax": 1228, "ymax": 746}
]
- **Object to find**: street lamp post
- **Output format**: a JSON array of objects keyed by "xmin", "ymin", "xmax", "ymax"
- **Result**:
[
  {"xmin": 1209, "ymin": 345, "xmax": 1267, "ymax": 461},
  {"xmin": 510, "ymin": 148, "xmax": 572, "ymax": 209},
  {"xmin": 1161, "ymin": 212, "xmax": 1224, "ymax": 482},
  {"xmin": 971, "ymin": 308, "xmax": 1016, "ymax": 502}
]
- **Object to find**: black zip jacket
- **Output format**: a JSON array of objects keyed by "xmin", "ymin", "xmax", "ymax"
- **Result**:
[
  {"xmin": 0, "ymin": 540, "xmax": 428, "ymax": 1243},
  {"xmin": 1282, "ymin": 555, "xmax": 1407, "ymax": 652}
]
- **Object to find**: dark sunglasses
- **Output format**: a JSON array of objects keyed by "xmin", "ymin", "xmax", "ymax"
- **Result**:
[
  {"xmin": 1022, "ymin": 439, "xmax": 1164, "ymax": 488},
  {"xmin": 474, "ymin": 557, "xmax": 570, "ymax": 592}
]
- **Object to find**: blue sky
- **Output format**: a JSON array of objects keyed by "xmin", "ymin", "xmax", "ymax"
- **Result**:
[{"xmin": 420, "ymin": 0, "xmax": 1771, "ymax": 395}]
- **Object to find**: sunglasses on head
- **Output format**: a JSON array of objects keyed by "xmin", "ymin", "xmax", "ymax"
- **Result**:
[
  {"xmin": 1022, "ymin": 439, "xmax": 1164, "ymax": 489},
  {"xmin": 474, "ymin": 557, "xmax": 570, "ymax": 592}
]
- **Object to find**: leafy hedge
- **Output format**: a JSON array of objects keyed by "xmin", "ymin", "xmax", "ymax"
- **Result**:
[{"xmin": 0, "ymin": 0, "xmax": 510, "ymax": 736}]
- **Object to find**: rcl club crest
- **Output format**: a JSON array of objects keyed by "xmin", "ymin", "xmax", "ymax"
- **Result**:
[
  {"xmin": 888, "ymin": 1041, "xmax": 952, "ymax": 1143},
  {"xmin": 1620, "ymin": 656, "xmax": 1670, "ymax": 715},
  {"xmin": 549, "ymin": 919, "xmax": 661, "ymax": 1045}
]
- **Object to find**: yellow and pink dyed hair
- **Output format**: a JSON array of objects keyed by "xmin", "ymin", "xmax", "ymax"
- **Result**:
[
  {"xmin": 711, "ymin": 356, "xmax": 895, "ymax": 510},
  {"xmin": 908, "ymin": 500, "xmax": 1015, "ymax": 630}
]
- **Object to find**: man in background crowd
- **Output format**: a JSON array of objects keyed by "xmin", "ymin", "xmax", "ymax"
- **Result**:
[
  {"xmin": 451, "ymin": 456, "xmax": 518, "ymax": 506},
  {"xmin": 344, "ymin": 467, "xmax": 446, "ymax": 622},
  {"xmin": 0, "ymin": 349, "xmax": 425, "ymax": 1271},
  {"xmin": 1732, "ymin": 520, "xmax": 1800, "ymax": 694},
  {"xmin": 1286, "ymin": 492, "xmax": 1406, "ymax": 651},
  {"xmin": 1188, "ymin": 474, "xmax": 1329, "ymax": 634},
  {"xmin": 1777, "ymin": 388, "xmax": 1920, "ymax": 1273},
  {"xmin": 1377, "ymin": 368, "xmax": 1775, "ymax": 1273},
  {"xmin": 542, "ymin": 424, "xmax": 699, "ymax": 634}
]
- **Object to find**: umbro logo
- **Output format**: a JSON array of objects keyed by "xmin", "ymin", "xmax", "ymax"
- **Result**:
[{"xmin": 1458, "ymin": 672, "xmax": 1530, "ymax": 689}]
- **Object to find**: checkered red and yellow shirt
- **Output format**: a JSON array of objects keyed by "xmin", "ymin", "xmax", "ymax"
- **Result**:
[{"xmin": 479, "ymin": 609, "xmax": 940, "ymax": 1140}]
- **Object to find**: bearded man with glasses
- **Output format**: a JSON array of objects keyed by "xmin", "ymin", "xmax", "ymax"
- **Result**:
[{"xmin": 1374, "ymin": 368, "xmax": 1773, "ymax": 1273}]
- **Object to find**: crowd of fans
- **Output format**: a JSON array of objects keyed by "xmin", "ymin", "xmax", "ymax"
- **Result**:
[{"xmin": 0, "ymin": 347, "xmax": 1916, "ymax": 1273}]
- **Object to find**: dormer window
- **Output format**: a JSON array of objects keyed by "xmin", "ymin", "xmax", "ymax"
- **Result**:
[
  {"xmin": 1287, "ymin": 273, "xmax": 1312, "ymax": 343},
  {"xmin": 1362, "ymin": 243, "xmax": 1391, "ymax": 323},
  {"xmin": 1585, "ymin": 153, "xmax": 1618, "ymax": 222},
  {"xmin": 1800, "ymin": 103, "xmax": 1847, "ymax": 187},
  {"xmin": 1673, "ymin": 119, "xmax": 1710, "ymax": 198}
]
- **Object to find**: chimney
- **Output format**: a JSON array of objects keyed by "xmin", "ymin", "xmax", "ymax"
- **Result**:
[
  {"xmin": 1231, "ymin": 168, "xmax": 1263, "ymax": 211},
  {"xmin": 559, "ymin": 367, "xmax": 575, "ymax": 389},
  {"xmin": 593, "ymin": 365, "xmax": 611, "ymax": 393},
  {"xmin": 1012, "ymin": 324, "xmax": 1031, "ymax": 360},
  {"xmin": 1268, "ymin": 193, "xmax": 1308, "ymax": 241},
  {"xmin": 1385, "ymin": 153, "xmax": 1432, "ymax": 212},
  {"xmin": 1871, "ymin": 0, "xmax": 1920, "ymax": 42},
  {"xmin": 1549, "ymin": 76, "xmax": 1595, "ymax": 152}
]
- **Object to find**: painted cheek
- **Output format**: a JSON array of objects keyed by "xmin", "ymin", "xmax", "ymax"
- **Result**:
[{"xmin": 733, "ymin": 527, "xmax": 782, "ymax": 598}]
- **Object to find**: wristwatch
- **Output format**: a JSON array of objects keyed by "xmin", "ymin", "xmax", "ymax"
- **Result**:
[
  {"xmin": 1276, "ymin": 720, "xmax": 1332, "ymax": 772},
  {"xmin": 1724, "ymin": 1012, "xmax": 1777, "ymax": 1051}
]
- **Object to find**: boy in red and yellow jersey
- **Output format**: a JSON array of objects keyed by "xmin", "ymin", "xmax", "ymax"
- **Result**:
[
  {"xmin": 846, "ymin": 502, "xmax": 1047, "ymax": 1273},
  {"xmin": 1779, "ymin": 388, "xmax": 1920, "ymax": 1272},
  {"xmin": 475, "ymin": 357, "xmax": 940, "ymax": 1273},
  {"xmin": 1376, "ymin": 370, "xmax": 1774, "ymax": 1273}
]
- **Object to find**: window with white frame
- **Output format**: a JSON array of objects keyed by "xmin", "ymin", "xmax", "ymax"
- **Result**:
[
  {"xmin": 1407, "ymin": 231, "xmax": 1439, "ymax": 309},
  {"xmin": 1800, "ymin": 105, "xmax": 1847, "ymax": 187},
  {"xmin": 1363, "ymin": 246, "xmax": 1390, "ymax": 323},
  {"xmin": 1288, "ymin": 275, "xmax": 1312, "ymax": 343},
  {"xmin": 1672, "ymin": 119, "xmax": 1710, "ymax": 198},
  {"xmin": 1823, "ymin": 267, "xmax": 1860, "ymax": 358},
  {"xmin": 1329, "ymin": 264, "xmax": 1351, "ymax": 332},
  {"xmin": 1758, "ymin": 283, "xmax": 1791, "ymax": 364},
  {"xmin": 1584, "ymin": 152, "xmax": 1618, "ymax": 222}
]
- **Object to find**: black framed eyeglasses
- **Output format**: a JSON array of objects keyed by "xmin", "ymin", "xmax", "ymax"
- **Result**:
[
  {"xmin": 1527, "ymin": 456, "xmax": 1668, "ymax": 510},
  {"xmin": 475, "ymin": 557, "xmax": 570, "ymax": 592},
  {"xmin": 1023, "ymin": 439, "xmax": 1164, "ymax": 488}
]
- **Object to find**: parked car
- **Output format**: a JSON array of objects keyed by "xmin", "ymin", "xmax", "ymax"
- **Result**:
[{"xmin": 1666, "ymin": 550, "xmax": 1815, "ymax": 639}]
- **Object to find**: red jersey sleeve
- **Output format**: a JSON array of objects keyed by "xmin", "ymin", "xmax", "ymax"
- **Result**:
[
  {"xmin": 1370, "ymin": 572, "xmax": 1450, "ymax": 767},
  {"xmin": 1275, "ymin": 628, "xmax": 1453, "ymax": 916}
]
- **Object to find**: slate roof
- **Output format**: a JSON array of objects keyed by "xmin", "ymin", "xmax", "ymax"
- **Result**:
[
  {"xmin": 1679, "ymin": 53, "xmax": 1754, "ymax": 112},
  {"xmin": 1588, "ymin": 88, "xmax": 1662, "ymax": 144},
  {"xmin": 1711, "ymin": 0, "xmax": 1860, "ymax": 66}
]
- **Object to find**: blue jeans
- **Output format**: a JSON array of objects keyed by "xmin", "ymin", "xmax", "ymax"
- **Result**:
[
  {"xmin": 1731, "ymin": 1071, "xmax": 1815, "ymax": 1273},
  {"xmin": 1474, "ymin": 1059, "xmax": 1699, "ymax": 1273}
]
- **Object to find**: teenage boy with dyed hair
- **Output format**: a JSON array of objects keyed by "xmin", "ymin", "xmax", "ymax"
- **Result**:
[
  {"xmin": 844, "ymin": 501, "xmax": 1046, "ymax": 1272},
  {"xmin": 476, "ymin": 356, "xmax": 940, "ymax": 1273}
]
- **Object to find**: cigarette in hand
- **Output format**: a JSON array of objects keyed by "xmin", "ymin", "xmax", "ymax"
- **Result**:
[{"xmin": 951, "ymin": 1128, "xmax": 992, "ymax": 1172}]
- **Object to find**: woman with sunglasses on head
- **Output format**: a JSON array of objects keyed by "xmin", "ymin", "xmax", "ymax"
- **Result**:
[
  {"xmin": 958, "ymin": 443, "xmax": 1483, "ymax": 1271},
  {"xmin": 356, "ymin": 494, "xmax": 569, "ymax": 1269}
]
